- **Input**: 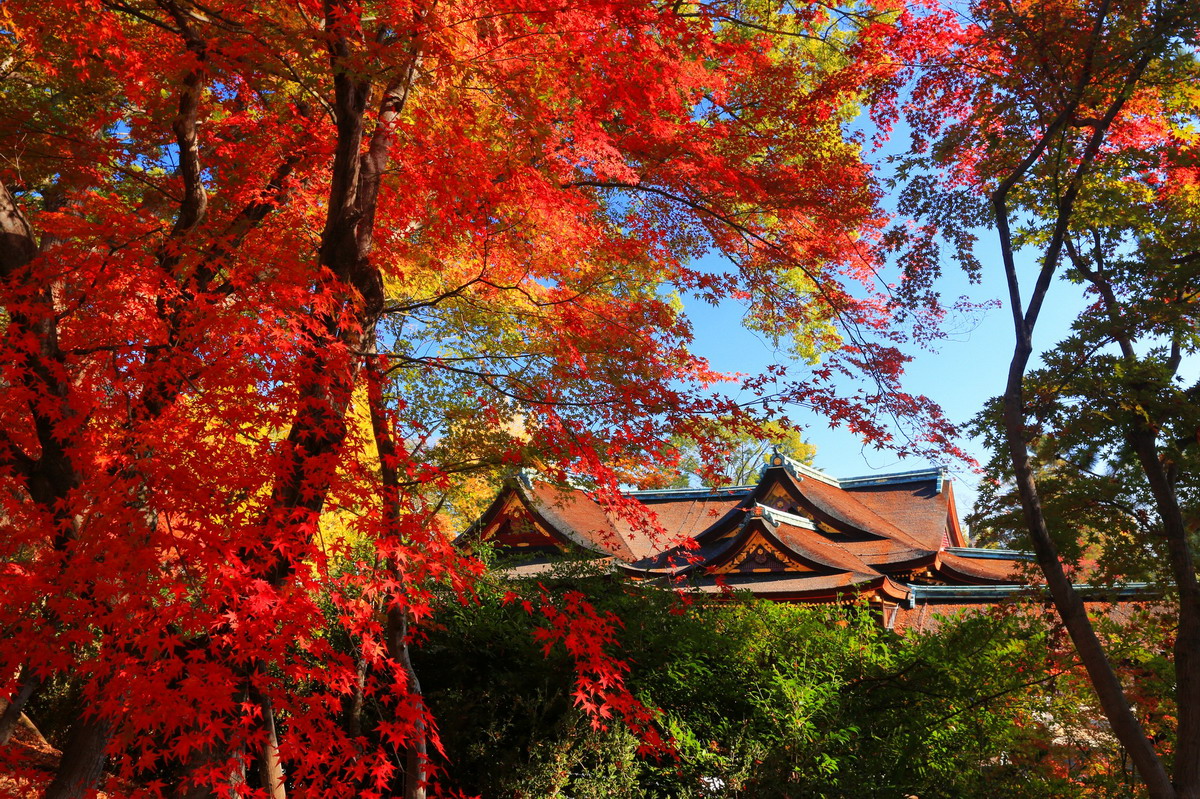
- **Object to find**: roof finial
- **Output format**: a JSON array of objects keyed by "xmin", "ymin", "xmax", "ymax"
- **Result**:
[{"xmin": 768, "ymin": 447, "xmax": 786, "ymax": 468}]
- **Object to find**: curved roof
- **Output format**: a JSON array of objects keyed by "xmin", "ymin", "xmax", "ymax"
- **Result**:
[
  {"xmin": 463, "ymin": 459, "xmax": 1034, "ymax": 604},
  {"xmin": 846, "ymin": 476, "xmax": 962, "ymax": 550},
  {"xmin": 935, "ymin": 552, "xmax": 1028, "ymax": 585},
  {"xmin": 772, "ymin": 470, "xmax": 933, "ymax": 554},
  {"xmin": 524, "ymin": 482, "xmax": 742, "ymax": 562}
]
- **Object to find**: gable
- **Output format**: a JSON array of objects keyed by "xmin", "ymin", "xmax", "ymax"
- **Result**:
[
  {"xmin": 466, "ymin": 488, "xmax": 573, "ymax": 556},
  {"xmin": 711, "ymin": 529, "xmax": 817, "ymax": 575}
]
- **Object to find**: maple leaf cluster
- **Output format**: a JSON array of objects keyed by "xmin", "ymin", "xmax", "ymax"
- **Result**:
[{"xmin": 0, "ymin": 0, "xmax": 962, "ymax": 795}]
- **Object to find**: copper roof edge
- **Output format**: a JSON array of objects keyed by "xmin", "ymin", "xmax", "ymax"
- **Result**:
[
  {"xmin": 625, "ymin": 485, "xmax": 755, "ymax": 500},
  {"xmin": 905, "ymin": 582, "xmax": 1160, "ymax": 608},
  {"xmin": 943, "ymin": 546, "xmax": 1036, "ymax": 561}
]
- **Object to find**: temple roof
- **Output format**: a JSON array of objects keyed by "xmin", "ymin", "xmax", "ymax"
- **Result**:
[{"xmin": 461, "ymin": 454, "xmax": 1160, "ymax": 619}]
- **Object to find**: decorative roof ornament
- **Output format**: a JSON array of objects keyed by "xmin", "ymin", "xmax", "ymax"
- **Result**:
[
  {"xmin": 515, "ymin": 467, "xmax": 537, "ymax": 490},
  {"xmin": 761, "ymin": 449, "xmax": 839, "ymax": 487}
]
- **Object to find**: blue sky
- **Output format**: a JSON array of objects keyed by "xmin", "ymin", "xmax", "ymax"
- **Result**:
[{"xmin": 681, "ymin": 245, "xmax": 1092, "ymax": 522}]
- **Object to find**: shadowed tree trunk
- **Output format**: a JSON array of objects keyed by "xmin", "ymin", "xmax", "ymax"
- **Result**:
[
  {"xmin": 985, "ymin": 8, "xmax": 1195, "ymax": 791},
  {"xmin": 257, "ymin": 693, "xmax": 287, "ymax": 799},
  {"xmin": 369, "ymin": 355, "xmax": 429, "ymax": 799},
  {"xmin": 44, "ymin": 717, "xmax": 114, "ymax": 799},
  {"xmin": 0, "ymin": 669, "xmax": 42, "ymax": 745}
]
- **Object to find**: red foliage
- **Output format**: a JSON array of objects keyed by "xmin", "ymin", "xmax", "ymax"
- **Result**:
[
  {"xmin": 526, "ymin": 588, "xmax": 670, "ymax": 757},
  {"xmin": 0, "ymin": 0, "xmax": 959, "ymax": 794}
]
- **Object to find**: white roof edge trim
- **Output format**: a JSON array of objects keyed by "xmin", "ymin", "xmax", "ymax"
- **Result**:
[
  {"xmin": 754, "ymin": 505, "xmax": 818, "ymax": 531},
  {"xmin": 905, "ymin": 581, "xmax": 1159, "ymax": 608}
]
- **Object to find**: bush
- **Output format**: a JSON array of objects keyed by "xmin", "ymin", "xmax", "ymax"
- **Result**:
[{"xmin": 414, "ymin": 572, "xmax": 1143, "ymax": 798}]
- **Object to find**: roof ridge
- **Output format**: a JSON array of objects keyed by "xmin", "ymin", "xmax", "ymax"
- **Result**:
[
  {"xmin": 762, "ymin": 455, "xmax": 946, "ymax": 491},
  {"xmin": 625, "ymin": 485, "xmax": 754, "ymax": 500},
  {"xmin": 838, "ymin": 467, "xmax": 946, "ymax": 489},
  {"xmin": 943, "ymin": 546, "xmax": 1036, "ymax": 561},
  {"xmin": 763, "ymin": 453, "xmax": 839, "ymax": 486}
]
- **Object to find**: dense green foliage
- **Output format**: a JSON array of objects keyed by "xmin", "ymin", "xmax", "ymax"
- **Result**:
[{"xmin": 414, "ymin": 571, "xmax": 1153, "ymax": 798}]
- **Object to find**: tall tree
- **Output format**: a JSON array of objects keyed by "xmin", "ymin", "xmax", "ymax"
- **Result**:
[
  {"xmin": 899, "ymin": 0, "xmax": 1200, "ymax": 795},
  {"xmin": 0, "ymin": 0, "xmax": 958, "ymax": 796}
]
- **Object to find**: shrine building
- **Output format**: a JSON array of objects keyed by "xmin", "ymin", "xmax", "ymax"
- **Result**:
[{"xmin": 463, "ymin": 454, "xmax": 1148, "ymax": 632}]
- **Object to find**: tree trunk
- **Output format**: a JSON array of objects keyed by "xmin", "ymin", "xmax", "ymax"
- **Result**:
[
  {"xmin": 0, "ymin": 182, "xmax": 83, "ymax": 753},
  {"xmin": 44, "ymin": 716, "xmax": 114, "ymax": 799},
  {"xmin": 173, "ymin": 737, "xmax": 248, "ymax": 799},
  {"xmin": 0, "ymin": 668, "xmax": 42, "ymax": 745},
  {"xmin": 368, "ymin": 355, "xmax": 428, "ymax": 799},
  {"xmin": 1001, "ymin": 387, "xmax": 1175, "ymax": 799},
  {"xmin": 1127, "ymin": 426, "xmax": 1200, "ymax": 798},
  {"xmin": 994, "ymin": 224, "xmax": 1178, "ymax": 797},
  {"xmin": 346, "ymin": 650, "xmax": 368, "ymax": 739},
  {"xmin": 984, "ymin": 38, "xmax": 1180, "ymax": 785},
  {"xmin": 257, "ymin": 693, "xmax": 287, "ymax": 799},
  {"xmin": 387, "ymin": 602, "xmax": 427, "ymax": 799},
  {"xmin": 1069, "ymin": 242, "xmax": 1200, "ymax": 799}
]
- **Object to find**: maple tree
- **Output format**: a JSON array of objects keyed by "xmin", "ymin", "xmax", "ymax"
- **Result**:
[
  {"xmin": 896, "ymin": 0, "xmax": 1200, "ymax": 796},
  {"xmin": 0, "ymin": 0, "xmax": 960, "ymax": 796}
]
